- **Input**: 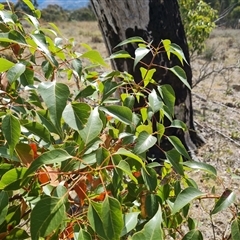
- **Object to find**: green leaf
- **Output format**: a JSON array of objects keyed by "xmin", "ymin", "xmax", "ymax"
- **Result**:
[
  {"xmin": 0, "ymin": 191, "xmax": 8, "ymax": 225},
  {"xmin": 148, "ymin": 89, "xmax": 163, "ymax": 113},
  {"xmin": 158, "ymin": 84, "xmax": 175, "ymax": 116},
  {"xmin": 0, "ymin": 31, "xmax": 27, "ymax": 45},
  {"xmin": 102, "ymin": 195, "xmax": 124, "ymax": 240},
  {"xmin": 62, "ymin": 102, "xmax": 91, "ymax": 131},
  {"xmin": 6, "ymin": 63, "xmax": 26, "ymax": 84},
  {"xmin": 211, "ymin": 189, "xmax": 236, "ymax": 215},
  {"xmin": 23, "ymin": 0, "xmax": 36, "ymax": 11},
  {"xmin": 100, "ymin": 105, "xmax": 132, "ymax": 125},
  {"xmin": 88, "ymin": 201, "xmax": 107, "ymax": 240},
  {"xmin": 132, "ymin": 205, "xmax": 163, "ymax": 240},
  {"xmin": 30, "ymin": 196, "xmax": 66, "ymax": 240},
  {"xmin": 170, "ymin": 119, "xmax": 187, "ymax": 131},
  {"xmin": 38, "ymin": 82, "xmax": 70, "ymax": 137},
  {"xmin": 169, "ymin": 66, "xmax": 191, "ymax": 90},
  {"xmin": 145, "ymin": 194, "xmax": 162, "ymax": 219},
  {"xmin": 141, "ymin": 167, "xmax": 157, "ymax": 192},
  {"xmin": 183, "ymin": 161, "xmax": 217, "ymax": 176},
  {"xmin": 19, "ymin": 64, "xmax": 34, "ymax": 86},
  {"xmin": 121, "ymin": 212, "xmax": 140, "ymax": 237},
  {"xmin": 0, "ymin": 58, "xmax": 14, "ymax": 72},
  {"xmin": 116, "ymin": 160, "xmax": 137, "ymax": 183},
  {"xmin": 24, "ymin": 149, "xmax": 72, "ymax": 177},
  {"xmin": 81, "ymin": 50, "xmax": 108, "ymax": 67},
  {"xmin": 0, "ymin": 167, "xmax": 28, "ymax": 190},
  {"xmin": 165, "ymin": 149, "xmax": 184, "ymax": 176},
  {"xmin": 2, "ymin": 114, "xmax": 21, "ymax": 156},
  {"xmin": 134, "ymin": 47, "xmax": 150, "ymax": 70},
  {"xmin": 114, "ymin": 36, "xmax": 145, "ymax": 48},
  {"xmin": 162, "ymin": 39, "xmax": 171, "ymax": 59},
  {"xmin": 109, "ymin": 50, "xmax": 132, "ymax": 59},
  {"xmin": 30, "ymin": 33, "xmax": 58, "ymax": 66},
  {"xmin": 75, "ymin": 85, "xmax": 96, "ymax": 100},
  {"xmin": 79, "ymin": 107, "xmax": 103, "ymax": 145},
  {"xmin": 134, "ymin": 131, "xmax": 157, "ymax": 155},
  {"xmin": 71, "ymin": 58, "xmax": 82, "ymax": 78},
  {"xmin": 74, "ymin": 228, "xmax": 92, "ymax": 240},
  {"xmin": 172, "ymin": 187, "xmax": 204, "ymax": 214},
  {"xmin": 169, "ymin": 43, "xmax": 188, "ymax": 65},
  {"xmin": 140, "ymin": 67, "xmax": 156, "ymax": 87},
  {"xmin": 167, "ymin": 136, "xmax": 191, "ymax": 160},
  {"xmin": 182, "ymin": 229, "xmax": 203, "ymax": 240},
  {"xmin": 22, "ymin": 121, "xmax": 51, "ymax": 142},
  {"xmin": 231, "ymin": 218, "xmax": 240, "ymax": 240},
  {"xmin": 114, "ymin": 148, "xmax": 144, "ymax": 167}
]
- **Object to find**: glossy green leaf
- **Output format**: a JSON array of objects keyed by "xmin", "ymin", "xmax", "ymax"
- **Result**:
[
  {"xmin": 169, "ymin": 66, "xmax": 191, "ymax": 90},
  {"xmin": 231, "ymin": 218, "xmax": 240, "ymax": 240},
  {"xmin": 0, "ymin": 31, "xmax": 27, "ymax": 45},
  {"xmin": 30, "ymin": 196, "xmax": 66, "ymax": 240},
  {"xmin": 211, "ymin": 189, "xmax": 236, "ymax": 215},
  {"xmin": 71, "ymin": 58, "xmax": 82, "ymax": 78},
  {"xmin": 183, "ymin": 161, "xmax": 217, "ymax": 176},
  {"xmin": 167, "ymin": 136, "xmax": 191, "ymax": 160},
  {"xmin": 102, "ymin": 195, "xmax": 123, "ymax": 240},
  {"xmin": 0, "ymin": 167, "xmax": 27, "ymax": 190},
  {"xmin": 109, "ymin": 50, "xmax": 132, "ymax": 59},
  {"xmin": 114, "ymin": 36, "xmax": 145, "ymax": 48},
  {"xmin": 165, "ymin": 149, "xmax": 184, "ymax": 176},
  {"xmin": 132, "ymin": 205, "xmax": 163, "ymax": 240},
  {"xmin": 75, "ymin": 85, "xmax": 96, "ymax": 100},
  {"xmin": 88, "ymin": 201, "xmax": 108, "ymax": 239},
  {"xmin": 24, "ymin": 149, "xmax": 72, "ymax": 177},
  {"xmin": 158, "ymin": 84, "xmax": 175, "ymax": 116},
  {"xmin": 141, "ymin": 167, "xmax": 157, "ymax": 191},
  {"xmin": 114, "ymin": 148, "xmax": 144, "ymax": 167},
  {"xmin": 134, "ymin": 47, "xmax": 150, "ymax": 69},
  {"xmin": 182, "ymin": 229, "xmax": 203, "ymax": 240},
  {"xmin": 19, "ymin": 64, "xmax": 34, "ymax": 86},
  {"xmin": 148, "ymin": 89, "xmax": 162, "ymax": 113},
  {"xmin": 22, "ymin": 121, "xmax": 51, "ymax": 142},
  {"xmin": 170, "ymin": 119, "xmax": 187, "ymax": 131},
  {"xmin": 38, "ymin": 82, "xmax": 70, "ymax": 136},
  {"xmin": 145, "ymin": 194, "xmax": 162, "ymax": 218},
  {"xmin": 2, "ymin": 114, "xmax": 21, "ymax": 156},
  {"xmin": 100, "ymin": 105, "xmax": 132, "ymax": 125},
  {"xmin": 172, "ymin": 187, "xmax": 204, "ymax": 214},
  {"xmin": 63, "ymin": 102, "xmax": 91, "ymax": 131},
  {"xmin": 169, "ymin": 43, "xmax": 188, "ymax": 65},
  {"xmin": 30, "ymin": 33, "xmax": 58, "ymax": 66},
  {"xmin": 79, "ymin": 107, "xmax": 103, "ymax": 145},
  {"xmin": 134, "ymin": 131, "xmax": 157, "ymax": 155},
  {"xmin": 0, "ymin": 58, "xmax": 14, "ymax": 72},
  {"xmin": 81, "ymin": 50, "xmax": 108, "ymax": 67},
  {"xmin": 0, "ymin": 191, "xmax": 8, "ymax": 225},
  {"xmin": 117, "ymin": 160, "xmax": 137, "ymax": 183},
  {"xmin": 121, "ymin": 212, "xmax": 140, "ymax": 237},
  {"xmin": 6, "ymin": 63, "xmax": 26, "ymax": 84},
  {"xmin": 74, "ymin": 228, "xmax": 92, "ymax": 240}
]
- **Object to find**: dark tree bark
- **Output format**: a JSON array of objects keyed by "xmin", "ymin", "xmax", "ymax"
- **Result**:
[{"xmin": 90, "ymin": 0, "xmax": 204, "ymax": 160}]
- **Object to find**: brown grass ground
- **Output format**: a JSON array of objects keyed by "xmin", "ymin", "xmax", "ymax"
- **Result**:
[{"xmin": 59, "ymin": 21, "xmax": 240, "ymax": 239}]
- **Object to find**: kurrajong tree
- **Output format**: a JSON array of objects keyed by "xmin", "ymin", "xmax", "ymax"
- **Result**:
[{"xmin": 90, "ymin": 0, "xmax": 205, "ymax": 161}]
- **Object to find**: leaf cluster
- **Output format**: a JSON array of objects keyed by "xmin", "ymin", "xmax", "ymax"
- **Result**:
[{"xmin": 0, "ymin": 1, "xmax": 239, "ymax": 239}]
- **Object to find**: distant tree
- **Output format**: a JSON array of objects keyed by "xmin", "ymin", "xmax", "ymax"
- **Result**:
[
  {"xmin": 41, "ymin": 4, "xmax": 69, "ymax": 22},
  {"xmin": 69, "ymin": 7, "xmax": 96, "ymax": 21},
  {"xmin": 15, "ymin": 0, "xmax": 38, "ymax": 14}
]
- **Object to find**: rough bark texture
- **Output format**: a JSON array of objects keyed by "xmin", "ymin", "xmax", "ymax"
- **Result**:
[{"xmin": 91, "ymin": 0, "xmax": 204, "ymax": 160}]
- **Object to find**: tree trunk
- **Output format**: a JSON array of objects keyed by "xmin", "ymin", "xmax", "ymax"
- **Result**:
[{"xmin": 90, "ymin": 0, "xmax": 204, "ymax": 160}]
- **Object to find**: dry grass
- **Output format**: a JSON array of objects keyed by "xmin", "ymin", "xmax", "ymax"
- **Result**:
[{"xmin": 58, "ymin": 22, "xmax": 240, "ymax": 239}]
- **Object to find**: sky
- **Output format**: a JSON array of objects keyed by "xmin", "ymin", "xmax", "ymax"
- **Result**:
[{"xmin": 9, "ymin": 0, "xmax": 90, "ymax": 9}]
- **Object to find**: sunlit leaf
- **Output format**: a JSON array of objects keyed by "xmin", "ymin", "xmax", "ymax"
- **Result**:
[
  {"xmin": 132, "ymin": 205, "xmax": 163, "ymax": 240},
  {"xmin": 2, "ymin": 114, "xmax": 20, "ymax": 156},
  {"xmin": 183, "ymin": 161, "xmax": 217, "ymax": 176},
  {"xmin": 109, "ymin": 50, "xmax": 132, "ymax": 59},
  {"xmin": 148, "ymin": 89, "xmax": 163, "ymax": 113},
  {"xmin": 79, "ymin": 107, "xmax": 103, "ymax": 145},
  {"xmin": 0, "ymin": 58, "xmax": 14, "ymax": 72},
  {"xmin": 30, "ymin": 196, "xmax": 66, "ymax": 240},
  {"xmin": 81, "ymin": 50, "xmax": 108, "ymax": 67},
  {"xmin": 121, "ymin": 212, "xmax": 140, "ymax": 237},
  {"xmin": 114, "ymin": 36, "xmax": 145, "ymax": 48},
  {"xmin": 172, "ymin": 187, "xmax": 204, "ymax": 214},
  {"xmin": 169, "ymin": 66, "xmax": 191, "ymax": 90},
  {"xmin": 211, "ymin": 189, "xmax": 236, "ymax": 215},
  {"xmin": 134, "ymin": 47, "xmax": 150, "ymax": 69},
  {"xmin": 15, "ymin": 143, "xmax": 34, "ymax": 166}
]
